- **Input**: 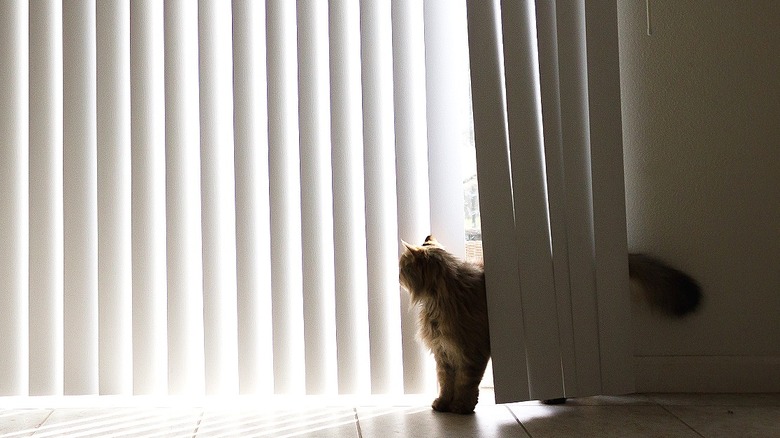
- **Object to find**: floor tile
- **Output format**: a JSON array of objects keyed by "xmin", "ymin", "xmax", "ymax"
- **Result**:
[
  {"xmin": 1, "ymin": 394, "xmax": 777, "ymax": 437},
  {"xmin": 31, "ymin": 407, "xmax": 202, "ymax": 438},
  {"xmin": 512, "ymin": 394, "xmax": 655, "ymax": 407},
  {"xmin": 356, "ymin": 404, "xmax": 529, "ymax": 438},
  {"xmin": 508, "ymin": 404, "xmax": 701, "ymax": 438},
  {"xmin": 648, "ymin": 392, "xmax": 780, "ymax": 406},
  {"xmin": 665, "ymin": 405, "xmax": 780, "ymax": 438},
  {"xmin": 0, "ymin": 409, "xmax": 52, "ymax": 437},
  {"xmin": 196, "ymin": 406, "xmax": 359, "ymax": 438}
]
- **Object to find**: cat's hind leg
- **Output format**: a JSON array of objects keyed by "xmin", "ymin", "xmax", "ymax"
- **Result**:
[
  {"xmin": 448, "ymin": 369, "xmax": 483, "ymax": 414},
  {"xmin": 450, "ymin": 355, "xmax": 490, "ymax": 415},
  {"xmin": 432, "ymin": 357, "xmax": 456, "ymax": 412}
]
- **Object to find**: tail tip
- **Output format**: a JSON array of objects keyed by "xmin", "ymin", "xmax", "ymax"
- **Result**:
[
  {"xmin": 668, "ymin": 280, "xmax": 702, "ymax": 316},
  {"xmin": 629, "ymin": 253, "xmax": 703, "ymax": 317}
]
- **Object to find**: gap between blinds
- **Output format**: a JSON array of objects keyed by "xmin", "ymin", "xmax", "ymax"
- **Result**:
[{"xmin": 0, "ymin": 0, "xmax": 476, "ymax": 397}]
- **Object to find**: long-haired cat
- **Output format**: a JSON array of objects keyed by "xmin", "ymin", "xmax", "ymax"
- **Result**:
[{"xmin": 399, "ymin": 235, "xmax": 701, "ymax": 414}]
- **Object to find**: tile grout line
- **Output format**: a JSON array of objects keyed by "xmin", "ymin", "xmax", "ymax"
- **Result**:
[
  {"xmin": 504, "ymin": 404, "xmax": 534, "ymax": 437},
  {"xmin": 190, "ymin": 409, "xmax": 205, "ymax": 438},
  {"xmin": 353, "ymin": 407, "xmax": 363, "ymax": 438},
  {"xmin": 33, "ymin": 409, "xmax": 55, "ymax": 437},
  {"xmin": 657, "ymin": 403, "xmax": 707, "ymax": 438}
]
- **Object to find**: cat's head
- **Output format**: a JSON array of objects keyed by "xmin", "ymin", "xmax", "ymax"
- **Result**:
[{"xmin": 399, "ymin": 235, "xmax": 446, "ymax": 300}]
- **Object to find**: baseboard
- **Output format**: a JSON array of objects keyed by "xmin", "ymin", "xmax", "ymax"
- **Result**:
[{"xmin": 634, "ymin": 355, "xmax": 780, "ymax": 393}]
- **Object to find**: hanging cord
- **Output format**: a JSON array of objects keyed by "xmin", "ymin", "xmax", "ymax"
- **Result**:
[{"xmin": 646, "ymin": 0, "xmax": 653, "ymax": 36}]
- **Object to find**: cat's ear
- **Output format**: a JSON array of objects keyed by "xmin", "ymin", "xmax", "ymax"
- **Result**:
[{"xmin": 401, "ymin": 240, "xmax": 424, "ymax": 255}]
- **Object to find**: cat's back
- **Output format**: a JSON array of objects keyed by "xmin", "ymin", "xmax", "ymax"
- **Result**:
[{"xmin": 426, "ymin": 260, "xmax": 488, "ymax": 339}]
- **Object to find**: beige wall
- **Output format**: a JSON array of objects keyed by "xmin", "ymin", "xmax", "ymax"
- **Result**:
[{"xmin": 617, "ymin": 1, "xmax": 780, "ymax": 391}]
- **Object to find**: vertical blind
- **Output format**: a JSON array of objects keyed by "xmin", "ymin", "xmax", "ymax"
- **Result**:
[
  {"xmin": 0, "ymin": 0, "xmax": 479, "ymax": 397},
  {"xmin": 2, "ymin": 0, "xmax": 632, "ymax": 402},
  {"xmin": 467, "ymin": 0, "xmax": 633, "ymax": 403}
]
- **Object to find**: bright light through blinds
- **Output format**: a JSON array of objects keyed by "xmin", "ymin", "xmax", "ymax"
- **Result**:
[
  {"xmin": 130, "ymin": 0, "xmax": 167, "ymax": 397},
  {"xmin": 0, "ymin": 0, "xmax": 29, "ymax": 398},
  {"xmin": 329, "ymin": 0, "xmax": 372, "ymax": 396},
  {"xmin": 199, "ymin": 0, "xmax": 240, "ymax": 396},
  {"xmin": 267, "ymin": 0, "xmax": 306, "ymax": 395},
  {"xmin": 164, "ymin": 0, "xmax": 205, "ymax": 397},
  {"xmin": 29, "ymin": 0, "xmax": 64, "ymax": 397},
  {"xmin": 63, "ymin": 0, "xmax": 99, "ymax": 396},
  {"xmin": 360, "ymin": 0, "xmax": 405, "ymax": 395},
  {"xmin": 97, "ymin": 0, "xmax": 132, "ymax": 396},
  {"xmin": 1, "ymin": 0, "xmax": 473, "ymax": 398},
  {"xmin": 232, "ymin": 0, "xmax": 274, "ymax": 396},
  {"xmin": 298, "ymin": 0, "xmax": 339, "ymax": 396}
]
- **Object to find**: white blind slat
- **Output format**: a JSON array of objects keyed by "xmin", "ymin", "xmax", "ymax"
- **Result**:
[
  {"xmin": 423, "ymin": 0, "xmax": 470, "ymax": 257},
  {"xmin": 198, "ymin": 0, "xmax": 239, "ymax": 396},
  {"xmin": 584, "ymin": 0, "xmax": 633, "ymax": 395},
  {"xmin": 165, "ymin": 0, "xmax": 205, "ymax": 396},
  {"xmin": 329, "ymin": 0, "xmax": 372, "ymax": 395},
  {"xmin": 28, "ymin": 0, "xmax": 63, "ymax": 397},
  {"xmin": 361, "ymin": 0, "xmax": 404, "ymax": 394},
  {"xmin": 465, "ymin": 0, "xmax": 532, "ymax": 403},
  {"xmin": 421, "ymin": 0, "xmax": 474, "ymax": 395},
  {"xmin": 503, "ymin": 0, "xmax": 565, "ymax": 399},
  {"xmin": 552, "ymin": 0, "xmax": 600, "ymax": 396},
  {"xmin": 130, "ymin": 0, "xmax": 168, "ymax": 395},
  {"xmin": 0, "ymin": 0, "xmax": 29, "ymax": 396},
  {"xmin": 96, "ymin": 0, "xmax": 132, "ymax": 395},
  {"xmin": 267, "ymin": 0, "xmax": 306, "ymax": 395},
  {"xmin": 298, "ymin": 0, "xmax": 338, "ymax": 395},
  {"xmin": 63, "ymin": 0, "xmax": 98, "ymax": 396},
  {"xmin": 232, "ymin": 0, "xmax": 274, "ymax": 396},
  {"xmin": 392, "ymin": 0, "xmax": 433, "ymax": 395}
]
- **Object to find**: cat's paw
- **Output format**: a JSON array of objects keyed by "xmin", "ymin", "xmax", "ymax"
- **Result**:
[
  {"xmin": 431, "ymin": 397, "xmax": 451, "ymax": 412},
  {"xmin": 448, "ymin": 400, "xmax": 476, "ymax": 415}
]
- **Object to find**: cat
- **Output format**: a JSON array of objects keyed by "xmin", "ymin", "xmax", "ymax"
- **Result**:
[
  {"xmin": 398, "ymin": 235, "xmax": 701, "ymax": 414},
  {"xmin": 399, "ymin": 235, "xmax": 489, "ymax": 414}
]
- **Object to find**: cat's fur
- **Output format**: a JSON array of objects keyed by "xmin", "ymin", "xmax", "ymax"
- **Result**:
[
  {"xmin": 399, "ymin": 236, "xmax": 489, "ymax": 414},
  {"xmin": 628, "ymin": 253, "xmax": 701, "ymax": 315},
  {"xmin": 399, "ymin": 235, "xmax": 701, "ymax": 414}
]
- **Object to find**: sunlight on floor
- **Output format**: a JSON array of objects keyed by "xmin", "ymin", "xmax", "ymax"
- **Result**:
[
  {"xmin": 2, "ymin": 392, "xmax": 779, "ymax": 437},
  {"xmin": 0, "ymin": 392, "xmax": 481, "ymax": 437},
  {"xmin": 0, "ymin": 397, "xmax": 434, "ymax": 438}
]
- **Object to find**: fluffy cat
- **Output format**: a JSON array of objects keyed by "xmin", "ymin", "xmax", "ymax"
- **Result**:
[
  {"xmin": 399, "ymin": 235, "xmax": 701, "ymax": 414},
  {"xmin": 399, "ymin": 235, "xmax": 489, "ymax": 414}
]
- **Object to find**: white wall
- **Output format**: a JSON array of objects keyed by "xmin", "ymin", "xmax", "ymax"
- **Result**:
[{"xmin": 617, "ymin": 0, "xmax": 780, "ymax": 392}]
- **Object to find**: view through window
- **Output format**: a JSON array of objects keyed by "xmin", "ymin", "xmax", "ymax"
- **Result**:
[{"xmin": 463, "ymin": 137, "xmax": 482, "ymax": 265}]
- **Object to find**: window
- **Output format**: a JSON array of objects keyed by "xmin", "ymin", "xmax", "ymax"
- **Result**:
[{"xmin": 0, "ymin": 0, "xmax": 482, "ymax": 397}]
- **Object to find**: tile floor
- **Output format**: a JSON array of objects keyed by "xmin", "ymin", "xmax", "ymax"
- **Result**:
[{"xmin": 0, "ymin": 392, "xmax": 778, "ymax": 437}]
